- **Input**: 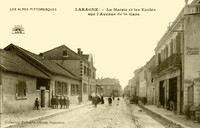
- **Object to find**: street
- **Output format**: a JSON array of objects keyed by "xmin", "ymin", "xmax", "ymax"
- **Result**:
[{"xmin": 13, "ymin": 98, "xmax": 164, "ymax": 128}]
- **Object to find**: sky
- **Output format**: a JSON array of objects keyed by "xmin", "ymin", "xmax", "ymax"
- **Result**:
[{"xmin": 0, "ymin": 0, "xmax": 192, "ymax": 89}]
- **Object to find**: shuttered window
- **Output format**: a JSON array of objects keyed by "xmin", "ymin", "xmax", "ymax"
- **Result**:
[
  {"xmin": 16, "ymin": 81, "xmax": 27, "ymax": 99},
  {"xmin": 176, "ymin": 33, "xmax": 181, "ymax": 53}
]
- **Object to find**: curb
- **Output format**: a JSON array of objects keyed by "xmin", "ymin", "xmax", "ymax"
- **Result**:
[
  {"xmin": 4, "ymin": 102, "xmax": 91, "ymax": 128},
  {"xmin": 140, "ymin": 105, "xmax": 191, "ymax": 128}
]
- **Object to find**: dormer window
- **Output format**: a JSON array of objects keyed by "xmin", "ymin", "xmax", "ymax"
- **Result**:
[{"xmin": 63, "ymin": 50, "xmax": 68, "ymax": 57}]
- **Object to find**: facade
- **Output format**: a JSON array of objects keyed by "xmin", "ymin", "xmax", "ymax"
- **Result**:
[
  {"xmin": 183, "ymin": 0, "xmax": 200, "ymax": 108},
  {"xmin": 42, "ymin": 45, "xmax": 96, "ymax": 101},
  {"xmin": 4, "ymin": 44, "xmax": 82, "ymax": 111},
  {"xmin": 0, "ymin": 49, "xmax": 50, "ymax": 113},
  {"xmin": 145, "ymin": 56, "xmax": 157, "ymax": 105},
  {"xmin": 154, "ymin": 0, "xmax": 200, "ymax": 114},
  {"xmin": 138, "ymin": 67, "xmax": 147, "ymax": 98},
  {"xmin": 96, "ymin": 78, "xmax": 122, "ymax": 97}
]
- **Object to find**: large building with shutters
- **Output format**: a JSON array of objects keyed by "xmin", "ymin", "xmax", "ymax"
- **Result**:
[
  {"xmin": 154, "ymin": 0, "xmax": 200, "ymax": 114},
  {"xmin": 42, "ymin": 45, "xmax": 96, "ymax": 101}
]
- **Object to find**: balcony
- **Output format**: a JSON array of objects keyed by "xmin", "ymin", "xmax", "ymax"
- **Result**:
[
  {"xmin": 185, "ymin": 4, "xmax": 200, "ymax": 15},
  {"xmin": 157, "ymin": 54, "xmax": 181, "ymax": 73}
]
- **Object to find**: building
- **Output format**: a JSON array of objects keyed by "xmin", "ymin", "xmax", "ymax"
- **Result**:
[
  {"xmin": 0, "ymin": 49, "xmax": 50, "ymax": 113},
  {"xmin": 145, "ymin": 56, "xmax": 157, "ymax": 105},
  {"xmin": 183, "ymin": 0, "xmax": 200, "ymax": 108},
  {"xmin": 154, "ymin": 0, "xmax": 200, "ymax": 114},
  {"xmin": 96, "ymin": 78, "xmax": 122, "ymax": 97},
  {"xmin": 4, "ymin": 44, "xmax": 81, "ymax": 110},
  {"xmin": 41, "ymin": 45, "xmax": 96, "ymax": 101}
]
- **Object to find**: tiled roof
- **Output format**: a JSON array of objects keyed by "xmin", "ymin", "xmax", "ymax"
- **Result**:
[
  {"xmin": 42, "ymin": 45, "xmax": 82, "ymax": 60},
  {"xmin": 4, "ymin": 44, "xmax": 81, "ymax": 80},
  {"xmin": 0, "ymin": 49, "xmax": 49, "ymax": 79}
]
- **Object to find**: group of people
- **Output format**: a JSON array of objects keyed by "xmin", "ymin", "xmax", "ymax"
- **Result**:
[
  {"xmin": 91, "ymin": 94, "xmax": 120, "ymax": 108},
  {"xmin": 34, "ymin": 96, "xmax": 70, "ymax": 110},
  {"xmin": 92, "ymin": 95, "xmax": 105, "ymax": 108},
  {"xmin": 108, "ymin": 95, "xmax": 120, "ymax": 106},
  {"xmin": 51, "ymin": 96, "xmax": 70, "ymax": 109}
]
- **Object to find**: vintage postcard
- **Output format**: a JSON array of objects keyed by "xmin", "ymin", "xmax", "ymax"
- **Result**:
[{"xmin": 0, "ymin": 0, "xmax": 200, "ymax": 128}]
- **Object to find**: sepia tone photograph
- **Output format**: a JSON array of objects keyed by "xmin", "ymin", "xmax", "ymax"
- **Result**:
[{"xmin": 0, "ymin": 0, "xmax": 200, "ymax": 128}]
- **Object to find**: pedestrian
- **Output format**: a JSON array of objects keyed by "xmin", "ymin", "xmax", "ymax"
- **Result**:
[
  {"xmin": 66, "ymin": 97, "xmax": 70, "ymax": 109},
  {"xmin": 112, "ymin": 95, "xmax": 115, "ymax": 100},
  {"xmin": 101, "ymin": 96, "xmax": 104, "ymax": 104},
  {"xmin": 51, "ymin": 96, "xmax": 55, "ymax": 109},
  {"xmin": 55, "ymin": 96, "xmax": 59, "ymax": 109},
  {"xmin": 78, "ymin": 95, "xmax": 82, "ymax": 105},
  {"xmin": 35, "ymin": 98, "xmax": 40, "ymax": 110},
  {"xmin": 170, "ymin": 95, "xmax": 175, "ymax": 111},
  {"xmin": 117, "ymin": 97, "xmax": 120, "ymax": 106},
  {"xmin": 108, "ymin": 97, "xmax": 112, "ymax": 106},
  {"xmin": 59, "ymin": 96, "xmax": 64, "ymax": 109},
  {"xmin": 63, "ymin": 96, "xmax": 67, "ymax": 109},
  {"xmin": 94, "ymin": 95, "xmax": 98, "ymax": 108}
]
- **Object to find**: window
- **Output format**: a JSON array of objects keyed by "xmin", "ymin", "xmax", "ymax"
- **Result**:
[
  {"xmin": 84, "ymin": 66, "xmax": 87, "ymax": 75},
  {"xmin": 76, "ymin": 84, "xmax": 79, "ymax": 95},
  {"xmin": 71, "ymin": 84, "xmax": 75, "ymax": 95},
  {"xmin": 62, "ymin": 82, "xmax": 68, "ymax": 95},
  {"xmin": 71, "ymin": 84, "xmax": 79, "ymax": 95},
  {"xmin": 87, "ymin": 67, "xmax": 89, "ymax": 76},
  {"xmin": 170, "ymin": 40, "xmax": 173, "ymax": 55},
  {"xmin": 55, "ymin": 81, "xmax": 62, "ymax": 95},
  {"xmin": 63, "ymin": 50, "xmax": 68, "ymax": 57},
  {"xmin": 55, "ymin": 81, "xmax": 68, "ymax": 96},
  {"xmin": 16, "ymin": 81, "xmax": 27, "ymax": 99},
  {"xmin": 93, "ymin": 72, "xmax": 95, "ymax": 79}
]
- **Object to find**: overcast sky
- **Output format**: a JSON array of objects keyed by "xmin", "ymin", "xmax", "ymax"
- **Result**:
[{"xmin": 0, "ymin": 0, "xmax": 191, "ymax": 88}]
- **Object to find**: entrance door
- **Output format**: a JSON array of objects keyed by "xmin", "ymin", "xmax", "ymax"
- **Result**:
[
  {"xmin": 169, "ymin": 77, "xmax": 177, "ymax": 111},
  {"xmin": 41, "ymin": 90, "xmax": 45, "ymax": 107},
  {"xmin": 159, "ymin": 81, "xmax": 165, "ymax": 107}
]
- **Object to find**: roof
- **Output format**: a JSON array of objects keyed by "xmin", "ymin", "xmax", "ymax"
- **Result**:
[
  {"xmin": 0, "ymin": 49, "xmax": 49, "ymax": 79},
  {"xmin": 4, "ymin": 44, "xmax": 81, "ymax": 80},
  {"xmin": 96, "ymin": 78, "xmax": 120, "ymax": 86},
  {"xmin": 42, "ymin": 45, "xmax": 83, "ymax": 60}
]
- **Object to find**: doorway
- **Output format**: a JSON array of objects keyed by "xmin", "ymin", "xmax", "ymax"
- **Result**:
[
  {"xmin": 159, "ymin": 81, "xmax": 165, "ymax": 107},
  {"xmin": 169, "ymin": 77, "xmax": 177, "ymax": 111},
  {"xmin": 41, "ymin": 90, "xmax": 45, "ymax": 107}
]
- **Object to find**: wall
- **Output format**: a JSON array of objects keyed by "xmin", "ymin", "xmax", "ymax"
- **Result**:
[
  {"xmin": 51, "ymin": 75, "xmax": 81, "ymax": 104},
  {"xmin": 184, "ymin": 14, "xmax": 200, "ymax": 107},
  {"xmin": 2, "ymin": 71, "xmax": 39, "ymax": 113}
]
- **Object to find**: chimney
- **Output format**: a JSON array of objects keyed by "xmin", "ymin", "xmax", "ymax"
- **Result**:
[
  {"xmin": 77, "ymin": 48, "xmax": 81, "ymax": 55},
  {"xmin": 81, "ymin": 51, "xmax": 83, "ymax": 55},
  {"xmin": 39, "ymin": 53, "xmax": 43, "ymax": 56}
]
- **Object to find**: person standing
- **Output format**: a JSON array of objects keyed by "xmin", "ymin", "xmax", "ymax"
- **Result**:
[
  {"xmin": 35, "ymin": 98, "xmax": 40, "ymax": 110},
  {"xmin": 94, "ymin": 95, "xmax": 98, "ymax": 108},
  {"xmin": 108, "ymin": 97, "xmax": 112, "ymax": 106},
  {"xmin": 51, "ymin": 96, "xmax": 55, "ymax": 109},
  {"xmin": 59, "ymin": 96, "xmax": 64, "ymax": 109},
  {"xmin": 101, "ymin": 96, "xmax": 104, "ymax": 104},
  {"xmin": 117, "ymin": 97, "xmax": 120, "ymax": 106},
  {"xmin": 63, "ymin": 96, "xmax": 67, "ymax": 109},
  {"xmin": 66, "ymin": 97, "xmax": 70, "ymax": 109},
  {"xmin": 55, "ymin": 96, "xmax": 59, "ymax": 109},
  {"xmin": 78, "ymin": 95, "xmax": 82, "ymax": 105},
  {"xmin": 112, "ymin": 95, "xmax": 115, "ymax": 100}
]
